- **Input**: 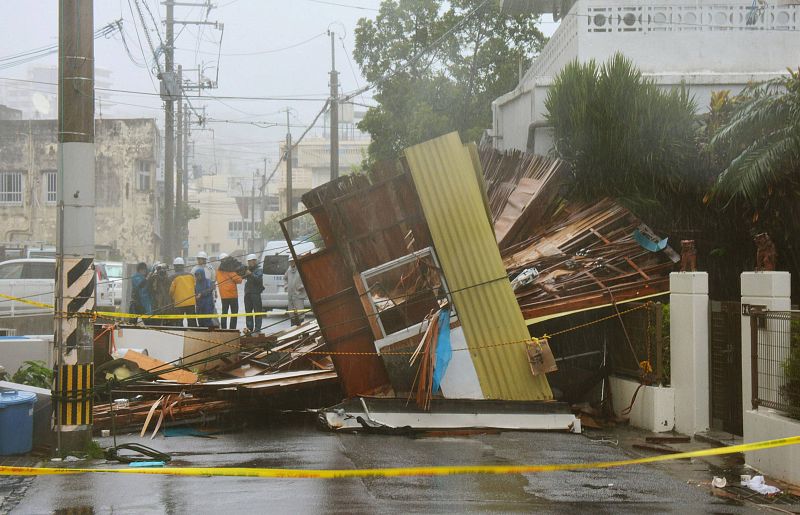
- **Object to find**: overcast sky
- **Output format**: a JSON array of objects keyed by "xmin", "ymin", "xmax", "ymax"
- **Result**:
[{"xmin": 0, "ymin": 0, "xmax": 556, "ymax": 178}]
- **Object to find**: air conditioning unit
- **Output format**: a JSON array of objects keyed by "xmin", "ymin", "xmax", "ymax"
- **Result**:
[{"xmin": 0, "ymin": 328, "xmax": 17, "ymax": 337}]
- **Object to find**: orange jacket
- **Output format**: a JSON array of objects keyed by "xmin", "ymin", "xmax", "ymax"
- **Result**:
[{"xmin": 216, "ymin": 270, "xmax": 242, "ymax": 299}]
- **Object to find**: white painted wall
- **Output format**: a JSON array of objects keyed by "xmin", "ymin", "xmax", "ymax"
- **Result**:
[
  {"xmin": 610, "ymin": 376, "xmax": 674, "ymax": 432},
  {"xmin": 492, "ymin": 0, "xmax": 800, "ymax": 152},
  {"xmin": 739, "ymin": 271, "xmax": 799, "ymax": 486},
  {"xmin": 670, "ymin": 272, "xmax": 710, "ymax": 435},
  {"xmin": 743, "ymin": 409, "xmax": 800, "ymax": 485}
]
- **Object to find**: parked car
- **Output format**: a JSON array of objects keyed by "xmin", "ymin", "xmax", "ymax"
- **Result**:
[
  {"xmin": 260, "ymin": 240, "xmax": 315, "ymax": 309},
  {"xmin": 0, "ymin": 258, "xmax": 113, "ymax": 314},
  {"xmin": 0, "ymin": 258, "xmax": 55, "ymax": 315}
]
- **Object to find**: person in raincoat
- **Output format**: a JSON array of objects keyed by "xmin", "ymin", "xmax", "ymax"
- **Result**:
[
  {"xmin": 131, "ymin": 262, "xmax": 153, "ymax": 324},
  {"xmin": 194, "ymin": 269, "xmax": 218, "ymax": 328}
]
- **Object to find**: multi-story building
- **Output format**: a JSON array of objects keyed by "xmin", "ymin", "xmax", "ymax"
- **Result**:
[
  {"xmin": 493, "ymin": 0, "xmax": 800, "ymax": 154},
  {"xmin": 0, "ymin": 118, "xmax": 162, "ymax": 262},
  {"xmin": 188, "ymin": 174, "xmax": 272, "ymax": 258},
  {"xmin": 276, "ymin": 137, "xmax": 369, "ymax": 214}
]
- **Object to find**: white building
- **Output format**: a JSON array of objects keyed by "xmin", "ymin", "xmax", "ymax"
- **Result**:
[
  {"xmin": 277, "ymin": 137, "xmax": 369, "ymax": 214},
  {"xmin": 188, "ymin": 175, "xmax": 246, "ymax": 258},
  {"xmin": 492, "ymin": 0, "xmax": 800, "ymax": 154}
]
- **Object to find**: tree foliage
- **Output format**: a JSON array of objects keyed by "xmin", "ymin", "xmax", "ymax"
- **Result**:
[
  {"xmin": 354, "ymin": 0, "xmax": 547, "ymax": 163},
  {"xmin": 545, "ymin": 54, "xmax": 699, "ymax": 203},
  {"xmin": 709, "ymin": 69, "xmax": 800, "ymax": 203}
]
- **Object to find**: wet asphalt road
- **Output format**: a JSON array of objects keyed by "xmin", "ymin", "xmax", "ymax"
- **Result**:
[{"xmin": 9, "ymin": 419, "xmax": 753, "ymax": 514}]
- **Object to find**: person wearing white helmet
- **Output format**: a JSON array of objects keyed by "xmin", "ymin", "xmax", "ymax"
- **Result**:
[
  {"xmin": 168, "ymin": 256, "xmax": 197, "ymax": 327},
  {"xmin": 242, "ymin": 253, "xmax": 264, "ymax": 333},
  {"xmin": 216, "ymin": 252, "xmax": 243, "ymax": 329},
  {"xmin": 191, "ymin": 250, "xmax": 218, "ymax": 323},
  {"xmin": 148, "ymin": 259, "xmax": 172, "ymax": 325}
]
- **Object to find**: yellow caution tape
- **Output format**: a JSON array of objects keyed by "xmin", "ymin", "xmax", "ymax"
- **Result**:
[
  {"xmin": 0, "ymin": 293, "xmax": 54, "ymax": 310},
  {"xmin": 0, "ymin": 293, "xmax": 310, "ymax": 319},
  {"xmin": 0, "ymin": 436, "xmax": 798, "ymax": 479}
]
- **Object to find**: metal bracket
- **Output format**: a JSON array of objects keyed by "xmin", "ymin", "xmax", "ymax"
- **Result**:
[{"xmin": 742, "ymin": 304, "xmax": 766, "ymax": 317}]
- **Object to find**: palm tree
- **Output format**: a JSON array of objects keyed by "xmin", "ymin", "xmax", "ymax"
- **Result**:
[{"xmin": 710, "ymin": 68, "xmax": 800, "ymax": 203}]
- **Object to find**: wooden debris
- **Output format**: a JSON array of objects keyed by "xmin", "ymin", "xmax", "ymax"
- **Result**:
[
  {"xmin": 645, "ymin": 435, "xmax": 691, "ymax": 444},
  {"xmin": 123, "ymin": 350, "xmax": 198, "ymax": 384},
  {"xmin": 498, "ymin": 199, "xmax": 675, "ymax": 320},
  {"xmin": 94, "ymin": 396, "xmax": 233, "ymax": 432}
]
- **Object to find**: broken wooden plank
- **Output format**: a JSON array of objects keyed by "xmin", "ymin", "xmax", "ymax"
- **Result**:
[{"xmin": 123, "ymin": 350, "xmax": 198, "ymax": 384}]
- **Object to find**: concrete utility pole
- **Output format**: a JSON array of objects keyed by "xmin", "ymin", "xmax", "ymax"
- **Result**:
[
  {"xmin": 250, "ymin": 168, "xmax": 256, "ymax": 252},
  {"xmin": 183, "ymin": 106, "xmax": 190, "ymax": 255},
  {"xmin": 329, "ymin": 30, "xmax": 339, "ymax": 181},
  {"xmin": 162, "ymin": 0, "xmax": 175, "ymax": 261},
  {"xmin": 55, "ymin": 0, "xmax": 96, "ymax": 453},
  {"xmin": 176, "ymin": 64, "xmax": 183, "ymax": 257},
  {"xmin": 285, "ymin": 108, "xmax": 293, "ymax": 234}
]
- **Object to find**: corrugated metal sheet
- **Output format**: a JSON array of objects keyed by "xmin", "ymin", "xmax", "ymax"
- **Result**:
[{"xmin": 404, "ymin": 132, "xmax": 553, "ymax": 401}]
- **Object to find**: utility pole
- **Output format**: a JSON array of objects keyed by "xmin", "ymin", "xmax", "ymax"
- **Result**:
[
  {"xmin": 250, "ymin": 168, "xmax": 256, "ymax": 252},
  {"xmin": 329, "ymin": 30, "xmax": 339, "ymax": 182},
  {"xmin": 183, "ymin": 106, "xmax": 190, "ymax": 256},
  {"xmin": 162, "ymin": 0, "xmax": 175, "ymax": 261},
  {"xmin": 176, "ymin": 64, "xmax": 183, "ymax": 258},
  {"xmin": 285, "ymin": 108, "xmax": 293, "ymax": 236},
  {"xmin": 55, "ymin": 0, "xmax": 95, "ymax": 453}
]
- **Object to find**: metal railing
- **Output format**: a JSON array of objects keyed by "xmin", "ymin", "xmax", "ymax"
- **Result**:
[{"xmin": 751, "ymin": 310, "xmax": 800, "ymax": 419}]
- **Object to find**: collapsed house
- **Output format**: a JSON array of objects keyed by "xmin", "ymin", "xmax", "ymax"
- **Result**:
[{"xmin": 281, "ymin": 132, "xmax": 677, "ymax": 431}]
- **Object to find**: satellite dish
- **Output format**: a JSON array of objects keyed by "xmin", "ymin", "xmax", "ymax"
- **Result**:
[{"xmin": 32, "ymin": 93, "xmax": 51, "ymax": 116}]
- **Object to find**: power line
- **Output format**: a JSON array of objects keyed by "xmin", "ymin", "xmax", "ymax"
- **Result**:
[
  {"xmin": 302, "ymin": 0, "xmax": 378, "ymax": 11},
  {"xmin": 0, "ymin": 77, "xmax": 329, "ymax": 102}
]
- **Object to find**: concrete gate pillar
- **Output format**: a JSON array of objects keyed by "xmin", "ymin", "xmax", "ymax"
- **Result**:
[
  {"xmin": 670, "ymin": 272, "xmax": 710, "ymax": 435},
  {"xmin": 740, "ymin": 272, "xmax": 791, "ymax": 414}
]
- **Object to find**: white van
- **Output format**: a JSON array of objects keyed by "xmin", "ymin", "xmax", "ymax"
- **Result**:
[
  {"xmin": 260, "ymin": 240, "xmax": 315, "ymax": 308},
  {"xmin": 0, "ymin": 258, "xmax": 113, "ymax": 314}
]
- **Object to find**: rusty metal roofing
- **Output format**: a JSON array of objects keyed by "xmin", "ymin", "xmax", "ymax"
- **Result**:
[{"xmin": 404, "ymin": 132, "xmax": 552, "ymax": 401}]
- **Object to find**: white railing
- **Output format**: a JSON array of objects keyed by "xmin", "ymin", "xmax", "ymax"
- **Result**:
[
  {"xmin": 586, "ymin": 2, "xmax": 800, "ymax": 33},
  {"xmin": 524, "ymin": 1, "xmax": 800, "ymax": 80}
]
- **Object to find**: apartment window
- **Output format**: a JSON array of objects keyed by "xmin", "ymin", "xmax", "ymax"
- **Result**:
[
  {"xmin": 44, "ymin": 170, "xmax": 57, "ymax": 203},
  {"xmin": 228, "ymin": 221, "xmax": 260, "ymax": 240},
  {"xmin": 0, "ymin": 172, "xmax": 23, "ymax": 205},
  {"xmin": 137, "ymin": 161, "xmax": 152, "ymax": 191}
]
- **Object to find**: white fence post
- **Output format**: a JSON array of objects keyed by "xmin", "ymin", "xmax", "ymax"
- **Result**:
[{"xmin": 670, "ymin": 272, "xmax": 710, "ymax": 435}]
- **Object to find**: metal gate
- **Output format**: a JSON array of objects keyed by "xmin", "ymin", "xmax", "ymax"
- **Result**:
[{"xmin": 709, "ymin": 301, "xmax": 743, "ymax": 435}]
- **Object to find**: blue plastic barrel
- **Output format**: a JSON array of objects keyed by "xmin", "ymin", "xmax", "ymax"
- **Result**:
[{"xmin": 0, "ymin": 390, "xmax": 37, "ymax": 455}]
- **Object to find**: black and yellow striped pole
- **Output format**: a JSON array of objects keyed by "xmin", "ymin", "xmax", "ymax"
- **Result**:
[{"xmin": 55, "ymin": 0, "xmax": 95, "ymax": 454}]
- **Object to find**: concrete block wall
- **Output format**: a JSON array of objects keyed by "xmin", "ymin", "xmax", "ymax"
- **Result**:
[{"xmin": 609, "ymin": 376, "xmax": 674, "ymax": 432}]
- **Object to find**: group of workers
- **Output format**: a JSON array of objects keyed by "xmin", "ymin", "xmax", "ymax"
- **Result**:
[{"xmin": 130, "ymin": 251, "xmax": 271, "ymax": 333}]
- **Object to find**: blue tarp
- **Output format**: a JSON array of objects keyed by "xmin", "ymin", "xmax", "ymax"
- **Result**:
[
  {"xmin": 633, "ymin": 228, "xmax": 668, "ymax": 253},
  {"xmin": 432, "ymin": 308, "xmax": 452, "ymax": 394}
]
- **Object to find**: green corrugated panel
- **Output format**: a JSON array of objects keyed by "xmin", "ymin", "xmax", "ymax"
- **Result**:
[{"xmin": 405, "ymin": 132, "xmax": 553, "ymax": 401}]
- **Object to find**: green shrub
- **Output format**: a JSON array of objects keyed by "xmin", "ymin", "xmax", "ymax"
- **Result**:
[{"xmin": 11, "ymin": 361, "xmax": 52, "ymax": 389}]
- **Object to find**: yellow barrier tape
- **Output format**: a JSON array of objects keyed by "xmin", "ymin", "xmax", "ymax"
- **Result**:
[
  {"xmin": 0, "ymin": 436, "xmax": 798, "ymax": 479},
  {"xmin": 0, "ymin": 293, "xmax": 53, "ymax": 310},
  {"xmin": 0, "ymin": 293, "xmax": 309, "ymax": 319}
]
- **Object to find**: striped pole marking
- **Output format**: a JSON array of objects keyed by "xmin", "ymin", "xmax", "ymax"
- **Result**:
[
  {"xmin": 52, "ymin": 364, "xmax": 93, "ymax": 426},
  {"xmin": 59, "ymin": 257, "xmax": 95, "ymax": 352}
]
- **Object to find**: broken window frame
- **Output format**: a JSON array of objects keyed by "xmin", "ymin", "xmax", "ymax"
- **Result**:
[{"xmin": 359, "ymin": 246, "xmax": 454, "ymax": 339}]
